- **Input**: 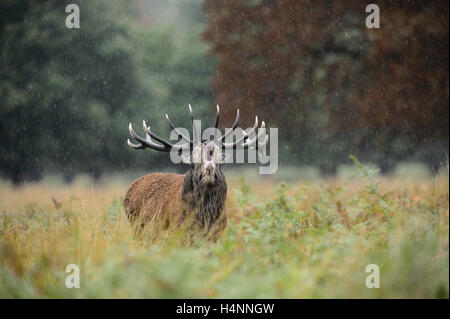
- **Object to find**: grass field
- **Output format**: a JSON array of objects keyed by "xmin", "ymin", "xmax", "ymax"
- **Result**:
[{"xmin": 0, "ymin": 162, "xmax": 448, "ymax": 298}]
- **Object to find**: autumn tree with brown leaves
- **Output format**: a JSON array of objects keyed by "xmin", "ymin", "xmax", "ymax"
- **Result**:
[{"xmin": 203, "ymin": 0, "xmax": 448, "ymax": 172}]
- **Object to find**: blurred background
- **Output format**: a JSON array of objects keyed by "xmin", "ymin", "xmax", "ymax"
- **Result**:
[{"xmin": 0, "ymin": 0, "xmax": 448, "ymax": 184}]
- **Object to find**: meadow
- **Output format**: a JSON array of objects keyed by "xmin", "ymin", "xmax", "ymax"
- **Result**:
[{"xmin": 0, "ymin": 161, "xmax": 448, "ymax": 298}]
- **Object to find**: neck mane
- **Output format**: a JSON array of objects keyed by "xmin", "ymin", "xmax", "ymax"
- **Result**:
[{"xmin": 181, "ymin": 166, "xmax": 227, "ymax": 229}]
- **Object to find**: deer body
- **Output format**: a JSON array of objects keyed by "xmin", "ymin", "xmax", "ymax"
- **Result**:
[
  {"xmin": 124, "ymin": 169, "xmax": 227, "ymax": 241},
  {"xmin": 124, "ymin": 105, "xmax": 267, "ymax": 242}
]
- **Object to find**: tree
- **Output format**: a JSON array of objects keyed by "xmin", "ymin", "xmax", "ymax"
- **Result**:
[
  {"xmin": 0, "ymin": 0, "xmax": 141, "ymax": 181},
  {"xmin": 203, "ymin": 0, "xmax": 448, "ymax": 172},
  {"xmin": 0, "ymin": 0, "xmax": 215, "ymax": 182}
]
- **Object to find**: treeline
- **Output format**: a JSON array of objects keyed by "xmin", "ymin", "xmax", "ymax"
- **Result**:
[
  {"xmin": 0, "ymin": 0, "xmax": 215, "ymax": 183},
  {"xmin": 0, "ymin": 0, "xmax": 448, "ymax": 183},
  {"xmin": 204, "ymin": 0, "xmax": 449, "ymax": 174}
]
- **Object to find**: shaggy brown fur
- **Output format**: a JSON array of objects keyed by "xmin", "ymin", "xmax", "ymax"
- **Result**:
[
  {"xmin": 124, "ymin": 173, "xmax": 185, "ymax": 228},
  {"xmin": 124, "ymin": 168, "xmax": 228, "ymax": 242}
]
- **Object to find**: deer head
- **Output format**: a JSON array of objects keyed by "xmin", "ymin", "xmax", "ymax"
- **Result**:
[{"xmin": 127, "ymin": 105, "xmax": 268, "ymax": 186}]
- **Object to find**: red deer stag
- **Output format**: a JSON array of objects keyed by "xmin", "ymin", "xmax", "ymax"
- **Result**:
[{"xmin": 124, "ymin": 105, "xmax": 267, "ymax": 242}]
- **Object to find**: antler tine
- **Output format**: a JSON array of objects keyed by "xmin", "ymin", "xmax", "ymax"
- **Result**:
[
  {"xmin": 189, "ymin": 104, "xmax": 199, "ymax": 144},
  {"xmin": 214, "ymin": 105, "xmax": 220, "ymax": 129},
  {"xmin": 165, "ymin": 113, "xmax": 193, "ymax": 146},
  {"xmin": 243, "ymin": 121, "xmax": 267, "ymax": 149},
  {"xmin": 218, "ymin": 109, "xmax": 240, "ymax": 142},
  {"xmin": 222, "ymin": 115, "xmax": 258, "ymax": 149},
  {"xmin": 128, "ymin": 121, "xmax": 190, "ymax": 153},
  {"xmin": 246, "ymin": 120, "xmax": 266, "ymax": 147},
  {"xmin": 126, "ymin": 120, "xmax": 155, "ymax": 150},
  {"xmin": 188, "ymin": 104, "xmax": 194, "ymax": 123},
  {"xmin": 211, "ymin": 104, "xmax": 220, "ymax": 141},
  {"xmin": 142, "ymin": 120, "xmax": 152, "ymax": 142},
  {"xmin": 143, "ymin": 121, "xmax": 181, "ymax": 150},
  {"xmin": 128, "ymin": 122, "xmax": 168, "ymax": 151},
  {"xmin": 127, "ymin": 138, "xmax": 145, "ymax": 150}
]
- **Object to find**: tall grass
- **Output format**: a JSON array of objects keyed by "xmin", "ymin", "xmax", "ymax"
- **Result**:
[{"xmin": 0, "ymin": 162, "xmax": 448, "ymax": 298}]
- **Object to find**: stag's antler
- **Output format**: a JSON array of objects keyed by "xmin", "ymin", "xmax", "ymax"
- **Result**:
[
  {"xmin": 216, "ymin": 108, "xmax": 240, "ymax": 143},
  {"xmin": 219, "ymin": 113, "xmax": 268, "ymax": 150},
  {"xmin": 128, "ymin": 105, "xmax": 268, "ymax": 152},
  {"xmin": 128, "ymin": 120, "xmax": 184, "ymax": 152},
  {"xmin": 128, "ymin": 104, "xmax": 203, "ymax": 152}
]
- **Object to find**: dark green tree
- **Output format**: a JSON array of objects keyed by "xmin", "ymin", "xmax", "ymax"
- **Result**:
[{"xmin": 0, "ymin": 0, "xmax": 215, "ymax": 183}]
